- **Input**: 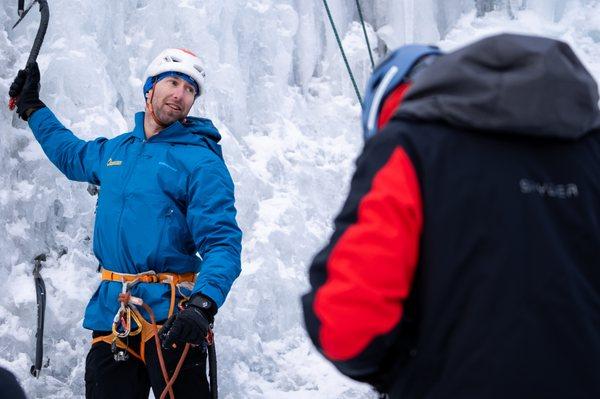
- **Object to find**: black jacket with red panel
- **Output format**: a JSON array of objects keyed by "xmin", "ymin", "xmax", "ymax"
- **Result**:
[{"xmin": 302, "ymin": 34, "xmax": 600, "ymax": 398}]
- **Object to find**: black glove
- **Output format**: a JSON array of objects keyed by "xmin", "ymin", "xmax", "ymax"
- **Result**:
[
  {"xmin": 9, "ymin": 62, "xmax": 46, "ymax": 121},
  {"xmin": 159, "ymin": 295, "xmax": 216, "ymax": 349}
]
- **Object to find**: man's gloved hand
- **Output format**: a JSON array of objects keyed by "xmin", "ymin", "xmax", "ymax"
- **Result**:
[
  {"xmin": 159, "ymin": 294, "xmax": 216, "ymax": 349},
  {"xmin": 9, "ymin": 62, "xmax": 46, "ymax": 121}
]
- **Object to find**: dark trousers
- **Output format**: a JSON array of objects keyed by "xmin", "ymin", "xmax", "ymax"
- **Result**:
[{"xmin": 85, "ymin": 332, "xmax": 210, "ymax": 399}]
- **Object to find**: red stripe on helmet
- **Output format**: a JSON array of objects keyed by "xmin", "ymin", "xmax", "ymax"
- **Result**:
[{"xmin": 178, "ymin": 48, "xmax": 197, "ymax": 57}]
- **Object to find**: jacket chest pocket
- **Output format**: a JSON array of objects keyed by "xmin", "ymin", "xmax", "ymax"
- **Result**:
[{"xmin": 150, "ymin": 207, "xmax": 194, "ymax": 268}]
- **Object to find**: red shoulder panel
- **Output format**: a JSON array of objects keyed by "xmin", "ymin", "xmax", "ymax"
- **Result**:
[{"xmin": 314, "ymin": 147, "xmax": 423, "ymax": 361}]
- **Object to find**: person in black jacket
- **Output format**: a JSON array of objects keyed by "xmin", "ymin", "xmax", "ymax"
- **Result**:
[
  {"xmin": 0, "ymin": 367, "xmax": 27, "ymax": 399},
  {"xmin": 302, "ymin": 33, "xmax": 600, "ymax": 398}
]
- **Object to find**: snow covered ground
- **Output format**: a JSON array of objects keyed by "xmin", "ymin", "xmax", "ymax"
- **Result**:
[{"xmin": 1, "ymin": 0, "xmax": 599, "ymax": 398}]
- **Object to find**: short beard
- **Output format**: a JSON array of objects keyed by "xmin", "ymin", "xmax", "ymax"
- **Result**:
[{"xmin": 153, "ymin": 100, "xmax": 186, "ymax": 125}]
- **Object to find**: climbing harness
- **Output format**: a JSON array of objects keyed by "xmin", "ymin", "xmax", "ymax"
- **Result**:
[
  {"xmin": 30, "ymin": 253, "xmax": 47, "ymax": 378},
  {"xmin": 9, "ymin": 0, "xmax": 49, "ymax": 110},
  {"xmin": 101, "ymin": 268, "xmax": 196, "ymax": 318},
  {"xmin": 92, "ymin": 269, "xmax": 195, "ymax": 362},
  {"xmin": 92, "ymin": 269, "xmax": 218, "ymax": 398}
]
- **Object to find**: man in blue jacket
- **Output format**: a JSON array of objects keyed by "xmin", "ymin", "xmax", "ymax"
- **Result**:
[{"xmin": 10, "ymin": 48, "xmax": 242, "ymax": 398}]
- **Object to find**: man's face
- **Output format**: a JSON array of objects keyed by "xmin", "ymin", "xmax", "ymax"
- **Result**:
[{"xmin": 147, "ymin": 76, "xmax": 196, "ymax": 124}]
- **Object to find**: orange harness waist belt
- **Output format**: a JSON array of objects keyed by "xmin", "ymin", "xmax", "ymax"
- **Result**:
[
  {"xmin": 100, "ymin": 267, "xmax": 196, "ymax": 318},
  {"xmin": 92, "ymin": 268, "xmax": 197, "ymax": 363}
]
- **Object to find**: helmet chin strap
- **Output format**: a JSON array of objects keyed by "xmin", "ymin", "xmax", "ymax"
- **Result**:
[{"xmin": 146, "ymin": 83, "xmax": 168, "ymax": 128}]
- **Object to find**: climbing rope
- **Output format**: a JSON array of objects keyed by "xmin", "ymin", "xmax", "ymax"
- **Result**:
[
  {"xmin": 355, "ymin": 0, "xmax": 375, "ymax": 69},
  {"xmin": 115, "ymin": 288, "xmax": 190, "ymax": 399},
  {"xmin": 321, "ymin": 0, "xmax": 363, "ymax": 104}
]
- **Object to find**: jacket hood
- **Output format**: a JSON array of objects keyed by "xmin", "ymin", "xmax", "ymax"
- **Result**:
[
  {"xmin": 132, "ymin": 112, "xmax": 223, "ymax": 157},
  {"xmin": 397, "ymin": 33, "xmax": 600, "ymax": 140}
]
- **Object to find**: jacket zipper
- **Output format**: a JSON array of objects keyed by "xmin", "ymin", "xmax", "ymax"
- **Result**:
[
  {"xmin": 115, "ymin": 138, "xmax": 148, "ymax": 266},
  {"xmin": 151, "ymin": 208, "xmax": 174, "ymax": 268}
]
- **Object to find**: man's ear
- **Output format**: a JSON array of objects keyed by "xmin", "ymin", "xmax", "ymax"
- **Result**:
[{"xmin": 145, "ymin": 88, "xmax": 153, "ymax": 102}]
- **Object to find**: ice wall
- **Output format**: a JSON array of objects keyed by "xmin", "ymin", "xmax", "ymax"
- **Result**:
[{"xmin": 0, "ymin": 1, "xmax": 599, "ymax": 398}]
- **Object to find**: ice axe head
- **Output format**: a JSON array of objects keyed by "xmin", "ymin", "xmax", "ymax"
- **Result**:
[
  {"xmin": 8, "ymin": 0, "xmax": 48, "ymax": 111},
  {"xmin": 13, "ymin": 0, "xmax": 39, "ymax": 30}
]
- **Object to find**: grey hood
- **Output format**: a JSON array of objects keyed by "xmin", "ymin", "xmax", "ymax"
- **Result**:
[{"xmin": 397, "ymin": 33, "xmax": 600, "ymax": 140}]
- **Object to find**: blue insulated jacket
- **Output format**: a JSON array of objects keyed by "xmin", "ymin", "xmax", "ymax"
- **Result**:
[{"xmin": 29, "ymin": 107, "xmax": 242, "ymax": 331}]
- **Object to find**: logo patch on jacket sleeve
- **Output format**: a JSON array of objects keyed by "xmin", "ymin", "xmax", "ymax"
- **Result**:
[{"xmin": 106, "ymin": 158, "xmax": 123, "ymax": 167}]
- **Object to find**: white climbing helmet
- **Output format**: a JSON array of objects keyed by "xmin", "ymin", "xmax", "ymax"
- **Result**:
[{"xmin": 144, "ymin": 48, "xmax": 206, "ymax": 96}]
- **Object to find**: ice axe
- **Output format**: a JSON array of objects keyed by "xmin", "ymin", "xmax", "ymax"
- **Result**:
[
  {"xmin": 8, "ymin": 0, "xmax": 49, "ymax": 111},
  {"xmin": 30, "ymin": 253, "xmax": 47, "ymax": 378}
]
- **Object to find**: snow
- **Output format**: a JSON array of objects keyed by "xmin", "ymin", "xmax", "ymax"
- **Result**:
[{"xmin": 1, "ymin": 0, "xmax": 599, "ymax": 398}]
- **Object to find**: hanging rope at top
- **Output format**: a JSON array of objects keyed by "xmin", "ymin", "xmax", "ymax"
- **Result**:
[
  {"xmin": 321, "ymin": 0, "xmax": 376, "ymax": 104},
  {"xmin": 355, "ymin": 0, "xmax": 375, "ymax": 69},
  {"xmin": 321, "ymin": 0, "xmax": 363, "ymax": 104}
]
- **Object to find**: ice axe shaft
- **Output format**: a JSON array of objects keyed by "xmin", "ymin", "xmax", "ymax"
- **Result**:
[
  {"xmin": 30, "ymin": 253, "xmax": 47, "ymax": 378},
  {"xmin": 9, "ymin": 0, "xmax": 49, "ymax": 111}
]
